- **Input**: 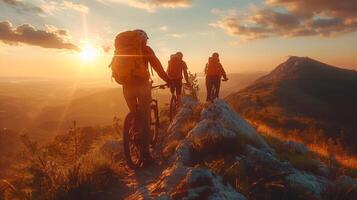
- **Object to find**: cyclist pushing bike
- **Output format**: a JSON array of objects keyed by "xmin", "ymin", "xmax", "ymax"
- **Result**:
[
  {"xmin": 109, "ymin": 29, "xmax": 171, "ymax": 167},
  {"xmin": 167, "ymin": 52, "xmax": 189, "ymax": 109},
  {"xmin": 205, "ymin": 52, "xmax": 228, "ymax": 102}
]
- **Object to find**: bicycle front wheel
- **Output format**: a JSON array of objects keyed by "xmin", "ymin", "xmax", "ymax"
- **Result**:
[
  {"xmin": 150, "ymin": 100, "xmax": 160, "ymax": 146},
  {"xmin": 123, "ymin": 112, "xmax": 143, "ymax": 169}
]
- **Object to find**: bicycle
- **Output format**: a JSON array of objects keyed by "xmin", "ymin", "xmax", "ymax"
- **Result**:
[
  {"xmin": 207, "ymin": 78, "xmax": 228, "ymax": 102},
  {"xmin": 122, "ymin": 83, "xmax": 167, "ymax": 169},
  {"xmin": 169, "ymin": 82, "xmax": 190, "ymax": 121},
  {"xmin": 169, "ymin": 92, "xmax": 177, "ymax": 122}
]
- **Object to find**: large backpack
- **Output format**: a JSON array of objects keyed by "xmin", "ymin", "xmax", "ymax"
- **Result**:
[
  {"xmin": 167, "ymin": 55, "xmax": 183, "ymax": 79},
  {"xmin": 206, "ymin": 57, "xmax": 222, "ymax": 77},
  {"xmin": 109, "ymin": 31, "xmax": 150, "ymax": 84}
]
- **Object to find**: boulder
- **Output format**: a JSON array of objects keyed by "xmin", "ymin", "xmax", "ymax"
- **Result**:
[
  {"xmin": 201, "ymin": 99, "xmax": 271, "ymax": 150},
  {"xmin": 170, "ymin": 168, "xmax": 247, "ymax": 200},
  {"xmin": 285, "ymin": 172, "xmax": 329, "ymax": 199},
  {"xmin": 283, "ymin": 141, "xmax": 308, "ymax": 154}
]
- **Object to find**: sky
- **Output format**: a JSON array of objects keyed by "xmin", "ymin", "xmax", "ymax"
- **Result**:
[{"xmin": 0, "ymin": 0, "xmax": 357, "ymax": 79}]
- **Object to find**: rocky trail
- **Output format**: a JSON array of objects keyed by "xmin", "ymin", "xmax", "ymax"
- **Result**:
[{"xmin": 102, "ymin": 97, "xmax": 357, "ymax": 200}]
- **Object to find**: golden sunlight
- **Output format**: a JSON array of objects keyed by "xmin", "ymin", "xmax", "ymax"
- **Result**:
[{"xmin": 80, "ymin": 43, "xmax": 98, "ymax": 62}]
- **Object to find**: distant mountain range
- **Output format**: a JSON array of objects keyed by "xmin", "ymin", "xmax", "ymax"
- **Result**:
[
  {"xmin": 226, "ymin": 56, "xmax": 357, "ymax": 152},
  {"xmin": 0, "ymin": 72, "xmax": 263, "ymax": 136}
]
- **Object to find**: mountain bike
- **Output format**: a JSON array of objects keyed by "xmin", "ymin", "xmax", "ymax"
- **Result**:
[
  {"xmin": 169, "ymin": 92, "xmax": 177, "ymax": 122},
  {"xmin": 123, "ymin": 84, "xmax": 167, "ymax": 169},
  {"xmin": 169, "ymin": 83, "xmax": 190, "ymax": 121},
  {"xmin": 208, "ymin": 78, "xmax": 228, "ymax": 102}
]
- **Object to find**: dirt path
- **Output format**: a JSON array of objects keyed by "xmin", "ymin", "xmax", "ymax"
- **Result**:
[{"xmin": 113, "ymin": 127, "xmax": 170, "ymax": 199}]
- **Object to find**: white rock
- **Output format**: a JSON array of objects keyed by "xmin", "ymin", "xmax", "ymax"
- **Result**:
[
  {"xmin": 201, "ymin": 99, "xmax": 271, "ymax": 149},
  {"xmin": 283, "ymin": 141, "xmax": 308, "ymax": 154},
  {"xmin": 286, "ymin": 172, "xmax": 328, "ymax": 198},
  {"xmin": 181, "ymin": 168, "xmax": 247, "ymax": 200},
  {"xmin": 187, "ymin": 119, "xmax": 236, "ymax": 145}
]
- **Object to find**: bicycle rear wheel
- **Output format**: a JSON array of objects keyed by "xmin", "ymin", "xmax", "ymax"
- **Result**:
[
  {"xmin": 123, "ymin": 112, "xmax": 143, "ymax": 169},
  {"xmin": 169, "ymin": 95, "xmax": 177, "ymax": 121},
  {"xmin": 150, "ymin": 100, "xmax": 159, "ymax": 146},
  {"xmin": 208, "ymin": 87, "xmax": 216, "ymax": 102}
]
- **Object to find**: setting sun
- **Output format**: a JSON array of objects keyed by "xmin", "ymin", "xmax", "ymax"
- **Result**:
[{"xmin": 80, "ymin": 43, "xmax": 98, "ymax": 61}]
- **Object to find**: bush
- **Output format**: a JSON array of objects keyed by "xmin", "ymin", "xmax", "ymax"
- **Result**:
[{"xmin": 184, "ymin": 71, "xmax": 199, "ymax": 100}]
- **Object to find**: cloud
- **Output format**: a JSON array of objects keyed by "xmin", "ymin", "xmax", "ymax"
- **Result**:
[
  {"xmin": 100, "ymin": 0, "xmax": 193, "ymax": 12},
  {"xmin": 267, "ymin": 0, "xmax": 357, "ymax": 18},
  {"xmin": 33, "ymin": 0, "xmax": 89, "ymax": 16},
  {"xmin": 212, "ymin": 0, "xmax": 357, "ymax": 40},
  {"xmin": 168, "ymin": 33, "xmax": 184, "ymax": 38},
  {"xmin": 1, "ymin": 0, "xmax": 44, "ymax": 14},
  {"xmin": 0, "ymin": 21, "xmax": 79, "ymax": 51},
  {"xmin": 62, "ymin": 1, "xmax": 89, "ymax": 13}
]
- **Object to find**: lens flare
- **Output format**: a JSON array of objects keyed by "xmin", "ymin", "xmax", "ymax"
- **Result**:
[{"xmin": 80, "ymin": 43, "xmax": 98, "ymax": 61}]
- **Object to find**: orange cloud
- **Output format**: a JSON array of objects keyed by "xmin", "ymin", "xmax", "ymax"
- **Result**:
[
  {"xmin": 0, "ymin": 21, "xmax": 79, "ymax": 51},
  {"xmin": 267, "ymin": 0, "xmax": 357, "ymax": 18},
  {"xmin": 212, "ymin": 0, "xmax": 357, "ymax": 40},
  {"xmin": 1, "ymin": 0, "xmax": 44, "ymax": 14},
  {"xmin": 101, "ymin": 0, "xmax": 193, "ymax": 12}
]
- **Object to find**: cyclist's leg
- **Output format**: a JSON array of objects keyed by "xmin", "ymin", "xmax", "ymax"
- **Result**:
[
  {"xmin": 137, "ymin": 81, "xmax": 152, "ymax": 159},
  {"xmin": 205, "ymin": 76, "xmax": 213, "ymax": 102},
  {"xmin": 176, "ymin": 80, "xmax": 183, "ymax": 106},
  {"xmin": 170, "ymin": 83, "xmax": 175, "ymax": 95},
  {"xmin": 123, "ymin": 84, "xmax": 137, "ymax": 112},
  {"xmin": 214, "ymin": 77, "xmax": 221, "ymax": 99}
]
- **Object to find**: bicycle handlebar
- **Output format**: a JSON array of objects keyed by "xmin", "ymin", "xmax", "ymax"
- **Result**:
[{"xmin": 152, "ymin": 83, "xmax": 169, "ymax": 89}]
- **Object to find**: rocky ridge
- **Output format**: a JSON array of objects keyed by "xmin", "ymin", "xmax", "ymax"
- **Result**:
[{"xmin": 125, "ymin": 97, "xmax": 356, "ymax": 200}]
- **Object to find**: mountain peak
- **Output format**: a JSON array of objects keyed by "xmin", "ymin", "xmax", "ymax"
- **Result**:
[
  {"xmin": 286, "ymin": 56, "xmax": 311, "ymax": 62},
  {"xmin": 259, "ymin": 56, "xmax": 350, "ymax": 82},
  {"xmin": 273, "ymin": 56, "xmax": 318, "ymax": 77}
]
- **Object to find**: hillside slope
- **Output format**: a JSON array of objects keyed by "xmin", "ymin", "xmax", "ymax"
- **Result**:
[{"xmin": 226, "ymin": 56, "xmax": 357, "ymax": 152}]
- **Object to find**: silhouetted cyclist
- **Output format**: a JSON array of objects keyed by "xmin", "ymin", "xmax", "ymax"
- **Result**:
[
  {"xmin": 166, "ymin": 52, "xmax": 189, "ymax": 106},
  {"xmin": 205, "ymin": 52, "xmax": 228, "ymax": 102},
  {"xmin": 110, "ymin": 29, "xmax": 171, "ymax": 165}
]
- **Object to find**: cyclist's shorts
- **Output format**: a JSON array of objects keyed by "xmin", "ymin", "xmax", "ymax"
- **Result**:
[{"xmin": 170, "ymin": 79, "xmax": 182, "ymax": 95}]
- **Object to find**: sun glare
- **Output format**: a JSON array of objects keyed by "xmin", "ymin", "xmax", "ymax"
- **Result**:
[{"xmin": 80, "ymin": 43, "xmax": 98, "ymax": 61}]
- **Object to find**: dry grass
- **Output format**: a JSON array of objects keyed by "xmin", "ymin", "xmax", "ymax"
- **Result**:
[
  {"xmin": 249, "ymin": 120, "xmax": 357, "ymax": 169},
  {"xmin": 179, "ymin": 121, "xmax": 197, "ymax": 137},
  {"xmin": 162, "ymin": 140, "xmax": 180, "ymax": 159}
]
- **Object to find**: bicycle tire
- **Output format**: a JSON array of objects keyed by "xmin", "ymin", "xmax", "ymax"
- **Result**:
[
  {"xmin": 123, "ymin": 112, "xmax": 143, "ymax": 169},
  {"xmin": 150, "ymin": 100, "xmax": 160, "ymax": 146},
  {"xmin": 208, "ymin": 86, "xmax": 215, "ymax": 102},
  {"xmin": 169, "ymin": 95, "xmax": 177, "ymax": 121}
]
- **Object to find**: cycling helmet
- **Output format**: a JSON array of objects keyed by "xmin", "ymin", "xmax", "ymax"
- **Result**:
[
  {"xmin": 176, "ymin": 52, "xmax": 183, "ymax": 59},
  {"xmin": 212, "ymin": 52, "xmax": 219, "ymax": 58},
  {"xmin": 134, "ymin": 29, "xmax": 149, "ymax": 39}
]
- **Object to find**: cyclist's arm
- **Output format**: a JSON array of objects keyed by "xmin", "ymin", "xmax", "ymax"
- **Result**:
[
  {"xmin": 145, "ymin": 46, "xmax": 170, "ymax": 83},
  {"xmin": 219, "ymin": 63, "xmax": 228, "ymax": 79},
  {"xmin": 183, "ymin": 61, "xmax": 189, "ymax": 83}
]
